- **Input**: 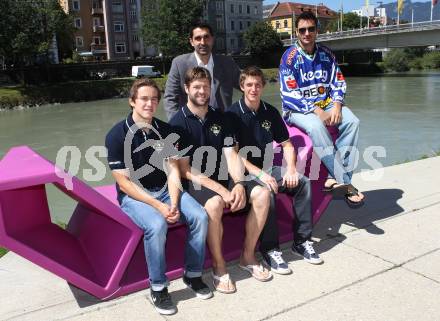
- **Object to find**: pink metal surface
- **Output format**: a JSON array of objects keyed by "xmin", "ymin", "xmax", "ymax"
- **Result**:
[
  {"xmin": 0, "ymin": 146, "xmax": 142, "ymax": 299},
  {"xmin": 0, "ymin": 125, "xmax": 336, "ymax": 299}
]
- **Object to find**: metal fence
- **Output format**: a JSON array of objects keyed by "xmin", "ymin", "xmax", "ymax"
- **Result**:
[{"xmin": 283, "ymin": 20, "xmax": 440, "ymax": 46}]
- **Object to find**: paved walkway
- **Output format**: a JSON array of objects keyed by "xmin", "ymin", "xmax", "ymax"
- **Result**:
[{"xmin": 1, "ymin": 157, "xmax": 440, "ymax": 321}]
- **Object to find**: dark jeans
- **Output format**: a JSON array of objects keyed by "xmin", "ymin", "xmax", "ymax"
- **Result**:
[{"xmin": 257, "ymin": 166, "xmax": 313, "ymax": 253}]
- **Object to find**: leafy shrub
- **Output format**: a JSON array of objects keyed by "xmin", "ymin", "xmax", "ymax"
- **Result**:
[
  {"xmin": 408, "ymin": 57, "xmax": 424, "ymax": 70},
  {"xmin": 421, "ymin": 51, "xmax": 440, "ymax": 69},
  {"xmin": 383, "ymin": 49, "xmax": 409, "ymax": 72}
]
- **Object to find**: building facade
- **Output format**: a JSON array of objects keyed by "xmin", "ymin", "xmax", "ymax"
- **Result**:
[
  {"xmin": 60, "ymin": 0, "xmax": 144, "ymax": 60},
  {"xmin": 204, "ymin": 0, "xmax": 263, "ymax": 54},
  {"xmin": 223, "ymin": 0, "xmax": 263, "ymax": 54},
  {"xmin": 268, "ymin": 2, "xmax": 337, "ymax": 39}
]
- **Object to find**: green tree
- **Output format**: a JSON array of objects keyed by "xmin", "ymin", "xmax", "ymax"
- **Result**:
[
  {"xmin": 243, "ymin": 21, "xmax": 283, "ymax": 58},
  {"xmin": 327, "ymin": 12, "xmax": 368, "ymax": 32},
  {"xmin": 0, "ymin": 0, "xmax": 73, "ymax": 67},
  {"xmin": 141, "ymin": 0, "xmax": 205, "ymax": 56},
  {"xmin": 422, "ymin": 51, "xmax": 440, "ymax": 69},
  {"xmin": 383, "ymin": 49, "xmax": 410, "ymax": 72}
]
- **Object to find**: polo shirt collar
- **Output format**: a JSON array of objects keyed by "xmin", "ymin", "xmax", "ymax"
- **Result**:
[
  {"xmin": 125, "ymin": 112, "xmax": 160, "ymax": 134},
  {"xmin": 182, "ymin": 104, "xmax": 215, "ymax": 119},
  {"xmin": 238, "ymin": 97, "xmax": 267, "ymax": 114}
]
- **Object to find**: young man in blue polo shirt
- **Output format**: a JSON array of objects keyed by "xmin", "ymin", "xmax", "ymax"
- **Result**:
[
  {"xmin": 170, "ymin": 67, "xmax": 272, "ymax": 294},
  {"xmin": 226, "ymin": 66, "xmax": 323, "ymax": 271},
  {"xmin": 105, "ymin": 78, "xmax": 211, "ymax": 315}
]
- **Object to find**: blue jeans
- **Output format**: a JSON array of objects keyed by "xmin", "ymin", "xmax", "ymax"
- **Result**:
[
  {"xmin": 284, "ymin": 103, "xmax": 360, "ymax": 184},
  {"xmin": 120, "ymin": 189, "xmax": 208, "ymax": 291}
]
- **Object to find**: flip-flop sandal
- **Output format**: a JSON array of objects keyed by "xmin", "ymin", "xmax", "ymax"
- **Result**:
[
  {"xmin": 212, "ymin": 272, "xmax": 236, "ymax": 294},
  {"xmin": 238, "ymin": 263, "xmax": 273, "ymax": 282},
  {"xmin": 345, "ymin": 187, "xmax": 365, "ymax": 209},
  {"xmin": 323, "ymin": 181, "xmax": 349, "ymax": 197}
]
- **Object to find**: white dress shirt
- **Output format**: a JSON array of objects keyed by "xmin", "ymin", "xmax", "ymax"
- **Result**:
[{"xmin": 194, "ymin": 52, "xmax": 217, "ymax": 108}]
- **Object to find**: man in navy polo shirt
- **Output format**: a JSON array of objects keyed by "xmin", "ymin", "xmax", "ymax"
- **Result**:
[
  {"xmin": 105, "ymin": 78, "xmax": 211, "ymax": 315},
  {"xmin": 226, "ymin": 66, "xmax": 323, "ymax": 271},
  {"xmin": 170, "ymin": 67, "xmax": 272, "ymax": 294}
]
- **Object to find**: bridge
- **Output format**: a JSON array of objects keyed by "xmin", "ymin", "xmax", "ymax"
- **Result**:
[{"xmin": 283, "ymin": 20, "xmax": 440, "ymax": 51}]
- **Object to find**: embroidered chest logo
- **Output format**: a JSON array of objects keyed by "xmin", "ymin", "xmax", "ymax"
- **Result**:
[
  {"xmin": 152, "ymin": 140, "xmax": 164, "ymax": 152},
  {"xmin": 261, "ymin": 120, "xmax": 271, "ymax": 131},
  {"xmin": 210, "ymin": 124, "xmax": 222, "ymax": 136}
]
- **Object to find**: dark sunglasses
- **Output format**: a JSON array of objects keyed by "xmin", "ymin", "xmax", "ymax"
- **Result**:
[{"xmin": 298, "ymin": 26, "xmax": 316, "ymax": 34}]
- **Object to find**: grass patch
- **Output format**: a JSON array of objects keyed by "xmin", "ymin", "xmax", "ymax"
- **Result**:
[
  {"xmin": 395, "ymin": 149, "xmax": 440, "ymax": 165},
  {"xmin": 262, "ymin": 68, "xmax": 279, "ymax": 82},
  {"xmin": 0, "ymin": 76, "xmax": 167, "ymax": 109},
  {"xmin": 0, "ymin": 247, "xmax": 8, "ymax": 258}
]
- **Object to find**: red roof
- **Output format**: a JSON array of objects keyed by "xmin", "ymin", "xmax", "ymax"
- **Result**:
[{"xmin": 270, "ymin": 2, "xmax": 337, "ymax": 19}]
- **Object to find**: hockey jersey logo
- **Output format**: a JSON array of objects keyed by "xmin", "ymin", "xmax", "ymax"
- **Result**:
[{"xmin": 300, "ymin": 69, "xmax": 328, "ymax": 82}]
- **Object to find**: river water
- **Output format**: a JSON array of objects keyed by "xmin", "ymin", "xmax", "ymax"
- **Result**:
[{"xmin": 1, "ymin": 71, "xmax": 439, "ymax": 223}]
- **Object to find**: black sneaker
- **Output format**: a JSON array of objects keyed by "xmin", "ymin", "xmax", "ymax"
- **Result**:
[
  {"xmin": 292, "ymin": 240, "xmax": 323, "ymax": 265},
  {"xmin": 183, "ymin": 275, "xmax": 213, "ymax": 299},
  {"xmin": 150, "ymin": 287, "xmax": 177, "ymax": 315},
  {"xmin": 262, "ymin": 250, "xmax": 292, "ymax": 275}
]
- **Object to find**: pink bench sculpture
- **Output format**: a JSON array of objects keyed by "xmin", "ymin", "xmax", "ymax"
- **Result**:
[{"xmin": 0, "ymin": 126, "xmax": 336, "ymax": 299}]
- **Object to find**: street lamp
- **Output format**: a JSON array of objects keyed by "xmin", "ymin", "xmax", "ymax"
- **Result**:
[{"xmin": 158, "ymin": 52, "xmax": 165, "ymax": 75}]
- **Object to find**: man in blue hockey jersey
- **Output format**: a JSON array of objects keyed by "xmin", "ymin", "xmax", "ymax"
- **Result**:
[{"xmin": 280, "ymin": 11, "xmax": 365, "ymax": 208}]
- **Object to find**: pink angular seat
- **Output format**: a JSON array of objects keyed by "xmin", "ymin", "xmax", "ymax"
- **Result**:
[
  {"xmin": 0, "ymin": 125, "xmax": 337, "ymax": 299},
  {"xmin": 0, "ymin": 146, "xmax": 142, "ymax": 299}
]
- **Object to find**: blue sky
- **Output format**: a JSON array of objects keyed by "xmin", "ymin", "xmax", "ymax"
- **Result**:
[{"xmin": 263, "ymin": 0, "xmax": 397, "ymax": 12}]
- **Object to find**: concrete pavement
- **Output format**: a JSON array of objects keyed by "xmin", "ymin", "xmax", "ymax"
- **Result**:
[{"xmin": 1, "ymin": 157, "xmax": 440, "ymax": 321}]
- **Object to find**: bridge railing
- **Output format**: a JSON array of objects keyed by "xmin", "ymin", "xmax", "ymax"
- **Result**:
[{"xmin": 283, "ymin": 19, "xmax": 440, "ymax": 46}]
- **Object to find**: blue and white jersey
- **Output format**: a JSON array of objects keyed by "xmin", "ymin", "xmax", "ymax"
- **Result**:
[{"xmin": 279, "ymin": 42, "xmax": 346, "ymax": 114}]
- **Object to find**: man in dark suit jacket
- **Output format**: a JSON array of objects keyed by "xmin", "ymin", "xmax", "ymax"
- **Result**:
[{"xmin": 163, "ymin": 22, "xmax": 241, "ymax": 120}]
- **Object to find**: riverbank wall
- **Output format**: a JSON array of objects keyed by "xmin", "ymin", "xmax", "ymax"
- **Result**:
[{"xmin": 0, "ymin": 69, "xmax": 278, "ymax": 110}]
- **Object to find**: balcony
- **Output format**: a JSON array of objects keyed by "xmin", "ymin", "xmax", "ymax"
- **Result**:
[
  {"xmin": 91, "ymin": 7, "xmax": 103, "ymax": 15},
  {"xmin": 91, "ymin": 43, "xmax": 107, "ymax": 53},
  {"xmin": 93, "ymin": 25, "xmax": 105, "ymax": 33}
]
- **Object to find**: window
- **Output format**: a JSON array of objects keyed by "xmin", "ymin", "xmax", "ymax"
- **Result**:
[
  {"xmin": 114, "ymin": 22, "xmax": 124, "ymax": 32},
  {"xmin": 130, "ymin": 10, "xmax": 137, "ymax": 20},
  {"xmin": 93, "ymin": 36, "xmax": 101, "ymax": 45},
  {"xmin": 275, "ymin": 21, "xmax": 280, "ymax": 29},
  {"xmin": 93, "ymin": 17, "xmax": 100, "ymax": 26},
  {"xmin": 115, "ymin": 42, "xmax": 126, "ymax": 53},
  {"xmin": 216, "ymin": 17, "xmax": 224, "ymax": 31},
  {"xmin": 130, "ymin": 0, "xmax": 136, "ymax": 3},
  {"xmin": 72, "ymin": 0, "xmax": 80, "ymax": 11},
  {"xmin": 239, "ymin": 21, "xmax": 243, "ymax": 30},
  {"xmin": 230, "ymin": 4, "xmax": 234, "ymax": 13},
  {"xmin": 284, "ymin": 19, "xmax": 288, "ymax": 28},
  {"xmin": 215, "ymin": 1, "xmax": 223, "ymax": 12},
  {"xmin": 247, "ymin": 21, "xmax": 251, "ymax": 27},
  {"xmin": 254, "ymin": 6, "xmax": 258, "ymax": 15},
  {"xmin": 239, "ymin": 4, "xmax": 242, "ymax": 14},
  {"xmin": 230, "ymin": 20, "xmax": 235, "ymax": 31},
  {"xmin": 112, "ymin": 0, "xmax": 123, "ymax": 12},
  {"xmin": 132, "ymin": 34, "xmax": 140, "ymax": 41},
  {"xmin": 247, "ymin": 5, "xmax": 250, "ymax": 14},
  {"xmin": 75, "ymin": 36, "xmax": 84, "ymax": 47},
  {"xmin": 230, "ymin": 38, "xmax": 235, "ymax": 47},
  {"xmin": 216, "ymin": 38, "xmax": 224, "ymax": 50},
  {"xmin": 74, "ymin": 18, "xmax": 81, "ymax": 28}
]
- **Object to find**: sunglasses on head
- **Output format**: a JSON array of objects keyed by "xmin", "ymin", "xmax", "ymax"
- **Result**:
[{"xmin": 298, "ymin": 26, "xmax": 316, "ymax": 34}]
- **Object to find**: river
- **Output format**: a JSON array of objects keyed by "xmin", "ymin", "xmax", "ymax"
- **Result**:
[{"xmin": 1, "ymin": 71, "xmax": 439, "ymax": 223}]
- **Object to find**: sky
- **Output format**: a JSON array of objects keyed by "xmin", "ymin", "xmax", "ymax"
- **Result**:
[{"xmin": 263, "ymin": 0, "xmax": 398, "ymax": 12}]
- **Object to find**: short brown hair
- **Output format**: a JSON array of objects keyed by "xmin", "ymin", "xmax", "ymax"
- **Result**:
[
  {"xmin": 239, "ymin": 66, "xmax": 266, "ymax": 88},
  {"xmin": 184, "ymin": 66, "xmax": 212, "ymax": 87},
  {"xmin": 129, "ymin": 78, "xmax": 161, "ymax": 101}
]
